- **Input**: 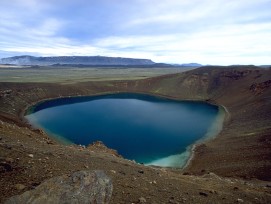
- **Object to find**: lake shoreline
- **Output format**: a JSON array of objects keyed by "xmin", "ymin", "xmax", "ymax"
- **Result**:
[
  {"xmin": 24, "ymin": 91, "xmax": 225, "ymax": 169},
  {"xmin": 183, "ymin": 105, "xmax": 227, "ymax": 169}
]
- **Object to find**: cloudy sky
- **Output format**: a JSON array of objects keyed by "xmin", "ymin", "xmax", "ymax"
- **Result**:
[{"xmin": 0, "ymin": 0, "xmax": 270, "ymax": 65}]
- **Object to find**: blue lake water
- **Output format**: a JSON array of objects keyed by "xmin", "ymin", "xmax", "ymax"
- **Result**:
[{"xmin": 26, "ymin": 93, "xmax": 222, "ymax": 167}]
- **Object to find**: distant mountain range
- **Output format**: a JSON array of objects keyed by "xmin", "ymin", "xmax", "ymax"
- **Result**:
[
  {"xmin": 0, "ymin": 55, "xmax": 156, "ymax": 66},
  {"xmin": 0, "ymin": 55, "xmax": 203, "ymax": 67}
]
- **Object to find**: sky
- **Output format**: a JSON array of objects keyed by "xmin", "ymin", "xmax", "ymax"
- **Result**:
[{"xmin": 0, "ymin": 0, "xmax": 270, "ymax": 65}]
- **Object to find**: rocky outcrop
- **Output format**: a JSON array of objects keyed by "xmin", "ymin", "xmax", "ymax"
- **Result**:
[
  {"xmin": 250, "ymin": 79, "xmax": 271, "ymax": 95},
  {"xmin": 5, "ymin": 170, "xmax": 112, "ymax": 204},
  {"xmin": 87, "ymin": 141, "xmax": 122, "ymax": 158}
]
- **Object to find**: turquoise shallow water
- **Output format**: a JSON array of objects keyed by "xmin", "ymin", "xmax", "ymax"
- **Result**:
[{"xmin": 26, "ymin": 93, "xmax": 219, "ymax": 167}]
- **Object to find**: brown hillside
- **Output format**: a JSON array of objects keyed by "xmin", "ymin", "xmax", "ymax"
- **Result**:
[{"xmin": 0, "ymin": 66, "xmax": 271, "ymax": 203}]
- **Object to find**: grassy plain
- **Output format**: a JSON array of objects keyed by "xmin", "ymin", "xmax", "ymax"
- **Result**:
[{"xmin": 0, "ymin": 66, "xmax": 192, "ymax": 83}]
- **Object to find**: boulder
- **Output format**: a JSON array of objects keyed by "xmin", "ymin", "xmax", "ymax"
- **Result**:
[{"xmin": 5, "ymin": 170, "xmax": 112, "ymax": 204}]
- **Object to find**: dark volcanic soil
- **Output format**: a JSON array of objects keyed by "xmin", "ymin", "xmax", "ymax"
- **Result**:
[{"xmin": 0, "ymin": 66, "xmax": 271, "ymax": 203}]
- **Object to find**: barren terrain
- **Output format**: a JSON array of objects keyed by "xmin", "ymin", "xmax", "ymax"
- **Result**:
[{"xmin": 0, "ymin": 66, "xmax": 271, "ymax": 203}]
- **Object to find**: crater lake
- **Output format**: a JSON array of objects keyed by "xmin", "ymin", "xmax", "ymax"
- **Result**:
[{"xmin": 26, "ymin": 93, "xmax": 223, "ymax": 167}]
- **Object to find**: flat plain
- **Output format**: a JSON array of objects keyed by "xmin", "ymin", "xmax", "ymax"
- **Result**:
[{"xmin": 0, "ymin": 66, "xmax": 190, "ymax": 83}]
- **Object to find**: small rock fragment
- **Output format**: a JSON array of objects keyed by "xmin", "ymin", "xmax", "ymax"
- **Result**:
[
  {"xmin": 4, "ymin": 144, "xmax": 12, "ymax": 150},
  {"xmin": 169, "ymin": 196, "xmax": 181, "ymax": 204},
  {"xmin": 169, "ymin": 199, "xmax": 178, "ymax": 204},
  {"xmin": 31, "ymin": 182, "xmax": 40, "ymax": 188},
  {"xmin": 237, "ymin": 198, "xmax": 244, "ymax": 203},
  {"xmin": 28, "ymin": 154, "xmax": 34, "ymax": 158},
  {"xmin": 138, "ymin": 197, "xmax": 146, "ymax": 203},
  {"xmin": 47, "ymin": 140, "xmax": 54, "ymax": 144},
  {"xmin": 15, "ymin": 184, "xmax": 26, "ymax": 191},
  {"xmin": 138, "ymin": 170, "xmax": 144, "ymax": 174},
  {"xmin": 209, "ymin": 190, "xmax": 216, "ymax": 194},
  {"xmin": 119, "ymin": 170, "xmax": 126, "ymax": 175},
  {"xmin": 199, "ymin": 192, "xmax": 208, "ymax": 197},
  {"xmin": 5, "ymin": 158, "xmax": 14, "ymax": 163}
]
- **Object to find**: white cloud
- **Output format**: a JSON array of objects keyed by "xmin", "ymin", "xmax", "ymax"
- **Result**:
[
  {"xmin": 31, "ymin": 18, "xmax": 65, "ymax": 37},
  {"xmin": 126, "ymin": 1, "xmax": 219, "ymax": 27},
  {"xmin": 0, "ymin": 0, "xmax": 270, "ymax": 65},
  {"xmin": 1, "ymin": 20, "xmax": 271, "ymax": 65},
  {"xmin": 92, "ymin": 20, "xmax": 271, "ymax": 65}
]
